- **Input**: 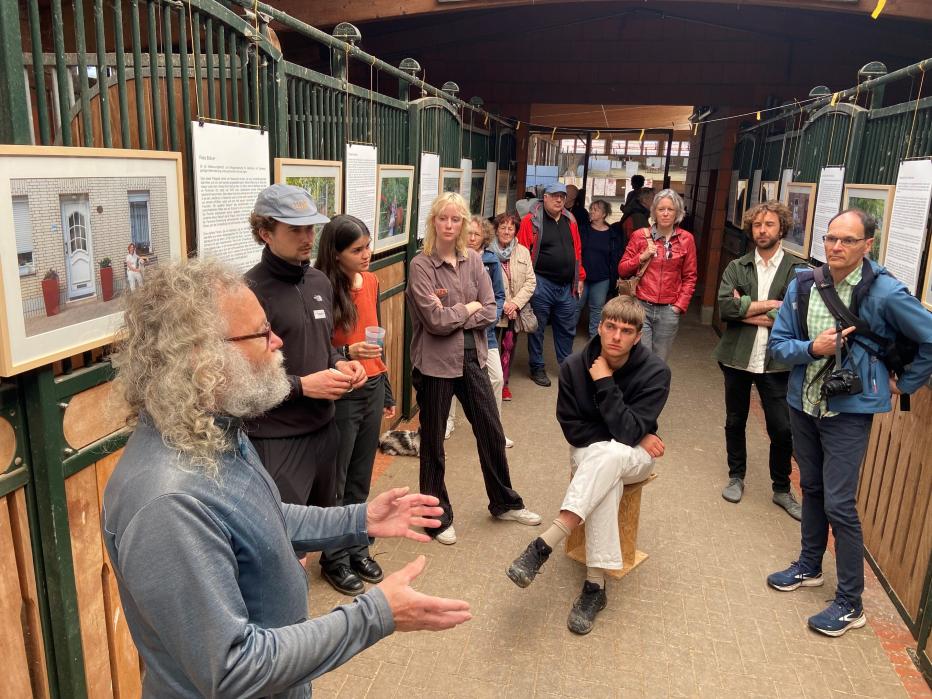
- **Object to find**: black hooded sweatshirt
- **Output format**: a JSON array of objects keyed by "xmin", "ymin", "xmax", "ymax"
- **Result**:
[
  {"xmin": 244, "ymin": 246, "xmax": 343, "ymax": 438},
  {"xmin": 557, "ymin": 336, "xmax": 671, "ymax": 448}
]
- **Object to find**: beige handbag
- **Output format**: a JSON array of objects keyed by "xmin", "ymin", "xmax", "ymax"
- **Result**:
[
  {"xmin": 617, "ymin": 231, "xmax": 653, "ymax": 297},
  {"xmin": 514, "ymin": 303, "xmax": 539, "ymax": 334}
]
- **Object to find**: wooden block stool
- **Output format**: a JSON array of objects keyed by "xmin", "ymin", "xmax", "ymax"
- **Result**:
[{"xmin": 564, "ymin": 473, "xmax": 657, "ymax": 579}]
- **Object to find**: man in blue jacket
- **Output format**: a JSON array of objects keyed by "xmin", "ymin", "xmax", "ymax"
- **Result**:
[
  {"xmin": 767, "ymin": 209, "xmax": 932, "ymax": 637},
  {"xmin": 104, "ymin": 259, "xmax": 470, "ymax": 698}
]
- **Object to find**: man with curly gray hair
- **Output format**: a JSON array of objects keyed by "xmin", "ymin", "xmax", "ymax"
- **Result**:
[{"xmin": 103, "ymin": 259, "xmax": 471, "ymax": 698}]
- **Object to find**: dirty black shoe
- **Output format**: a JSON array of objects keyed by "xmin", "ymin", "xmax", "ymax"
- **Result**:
[
  {"xmin": 506, "ymin": 537, "xmax": 552, "ymax": 588},
  {"xmin": 567, "ymin": 581, "xmax": 607, "ymax": 635},
  {"xmin": 530, "ymin": 368, "xmax": 551, "ymax": 387}
]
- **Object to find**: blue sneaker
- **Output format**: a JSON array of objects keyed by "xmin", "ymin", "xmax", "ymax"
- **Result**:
[
  {"xmin": 766, "ymin": 560, "xmax": 824, "ymax": 591},
  {"xmin": 808, "ymin": 598, "xmax": 866, "ymax": 637}
]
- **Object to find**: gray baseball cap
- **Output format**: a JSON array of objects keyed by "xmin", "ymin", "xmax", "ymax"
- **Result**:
[
  {"xmin": 253, "ymin": 184, "xmax": 330, "ymax": 225},
  {"xmin": 543, "ymin": 183, "xmax": 567, "ymax": 195}
]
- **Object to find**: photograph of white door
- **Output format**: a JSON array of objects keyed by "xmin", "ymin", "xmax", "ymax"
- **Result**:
[{"xmin": 60, "ymin": 195, "xmax": 95, "ymax": 300}]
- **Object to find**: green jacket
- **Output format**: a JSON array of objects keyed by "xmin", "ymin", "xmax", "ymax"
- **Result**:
[{"xmin": 712, "ymin": 249, "xmax": 806, "ymax": 372}]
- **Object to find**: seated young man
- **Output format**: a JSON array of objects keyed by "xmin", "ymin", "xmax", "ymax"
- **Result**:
[{"xmin": 506, "ymin": 295, "xmax": 671, "ymax": 634}]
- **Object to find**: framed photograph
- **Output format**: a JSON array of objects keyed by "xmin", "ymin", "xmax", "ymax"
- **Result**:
[
  {"xmin": 274, "ymin": 158, "xmax": 343, "ymax": 260},
  {"xmin": 760, "ymin": 180, "xmax": 779, "ymax": 203},
  {"xmin": 440, "ymin": 168, "xmax": 463, "ymax": 195},
  {"xmin": 782, "ymin": 182, "xmax": 817, "ymax": 258},
  {"xmin": 374, "ymin": 165, "xmax": 414, "ymax": 253},
  {"xmin": 0, "ymin": 145, "xmax": 186, "ymax": 376},
  {"xmin": 469, "ymin": 172, "xmax": 486, "ymax": 216},
  {"xmin": 735, "ymin": 179, "xmax": 749, "ymax": 223},
  {"xmin": 842, "ymin": 184, "xmax": 895, "ymax": 263}
]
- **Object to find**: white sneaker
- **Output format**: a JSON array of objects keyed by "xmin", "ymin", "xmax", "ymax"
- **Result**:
[
  {"xmin": 436, "ymin": 525, "xmax": 457, "ymax": 545},
  {"xmin": 444, "ymin": 420, "xmax": 454, "ymax": 440},
  {"xmin": 496, "ymin": 508, "xmax": 541, "ymax": 526},
  {"xmin": 504, "ymin": 437, "xmax": 514, "ymax": 448}
]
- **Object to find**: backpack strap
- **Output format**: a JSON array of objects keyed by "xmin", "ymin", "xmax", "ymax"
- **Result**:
[{"xmin": 794, "ymin": 268, "xmax": 815, "ymax": 341}]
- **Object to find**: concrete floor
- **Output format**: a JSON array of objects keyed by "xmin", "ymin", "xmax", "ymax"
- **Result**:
[{"xmin": 307, "ymin": 314, "xmax": 923, "ymax": 698}]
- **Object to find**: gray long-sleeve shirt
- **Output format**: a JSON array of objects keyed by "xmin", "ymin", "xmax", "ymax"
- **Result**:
[{"xmin": 102, "ymin": 414, "xmax": 394, "ymax": 698}]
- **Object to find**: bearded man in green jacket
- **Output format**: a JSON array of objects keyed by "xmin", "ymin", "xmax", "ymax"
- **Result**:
[{"xmin": 713, "ymin": 200, "xmax": 806, "ymax": 519}]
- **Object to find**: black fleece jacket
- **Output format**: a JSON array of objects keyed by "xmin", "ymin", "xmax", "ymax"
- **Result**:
[
  {"xmin": 244, "ymin": 247, "xmax": 344, "ymax": 438},
  {"xmin": 557, "ymin": 336, "xmax": 671, "ymax": 448}
]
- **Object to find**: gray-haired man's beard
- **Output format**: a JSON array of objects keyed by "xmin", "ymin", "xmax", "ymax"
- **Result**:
[{"xmin": 219, "ymin": 348, "xmax": 290, "ymax": 418}]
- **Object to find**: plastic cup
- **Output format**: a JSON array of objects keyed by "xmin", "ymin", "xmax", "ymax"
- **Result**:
[{"xmin": 365, "ymin": 326, "xmax": 386, "ymax": 348}]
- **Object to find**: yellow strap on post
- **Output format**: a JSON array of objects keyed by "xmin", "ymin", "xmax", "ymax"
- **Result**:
[
  {"xmin": 693, "ymin": 121, "xmax": 699, "ymax": 135},
  {"xmin": 830, "ymin": 92, "xmax": 840, "ymax": 106},
  {"xmin": 756, "ymin": 111, "xmax": 761, "ymax": 120},
  {"xmin": 639, "ymin": 128, "xmax": 645, "ymax": 141},
  {"xmin": 551, "ymin": 127, "xmax": 557, "ymax": 140},
  {"xmin": 871, "ymin": 0, "xmax": 886, "ymax": 19},
  {"xmin": 594, "ymin": 130, "xmax": 600, "ymax": 140},
  {"xmin": 516, "ymin": 121, "xmax": 521, "ymax": 131}
]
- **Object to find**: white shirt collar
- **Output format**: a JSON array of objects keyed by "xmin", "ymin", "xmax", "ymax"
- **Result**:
[{"xmin": 754, "ymin": 246, "xmax": 783, "ymax": 269}]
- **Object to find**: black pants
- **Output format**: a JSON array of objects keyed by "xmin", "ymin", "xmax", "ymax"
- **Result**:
[
  {"xmin": 413, "ymin": 348, "xmax": 524, "ymax": 534},
  {"xmin": 250, "ymin": 422, "xmax": 339, "ymax": 507},
  {"xmin": 320, "ymin": 374, "xmax": 385, "ymax": 571},
  {"xmin": 719, "ymin": 363, "xmax": 793, "ymax": 493},
  {"xmin": 791, "ymin": 407, "xmax": 873, "ymax": 608}
]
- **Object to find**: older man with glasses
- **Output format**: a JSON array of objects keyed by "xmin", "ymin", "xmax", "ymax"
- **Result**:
[{"xmin": 766, "ymin": 208, "xmax": 932, "ymax": 637}]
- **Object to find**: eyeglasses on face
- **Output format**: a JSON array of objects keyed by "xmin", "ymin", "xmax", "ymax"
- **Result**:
[
  {"xmin": 822, "ymin": 235, "xmax": 866, "ymax": 248},
  {"xmin": 224, "ymin": 322, "xmax": 273, "ymax": 349}
]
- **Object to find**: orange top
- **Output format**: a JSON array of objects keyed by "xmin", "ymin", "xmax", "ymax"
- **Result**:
[{"xmin": 332, "ymin": 271, "xmax": 388, "ymax": 378}]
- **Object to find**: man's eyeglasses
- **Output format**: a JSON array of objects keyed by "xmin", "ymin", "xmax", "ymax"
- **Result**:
[
  {"xmin": 224, "ymin": 323, "xmax": 273, "ymax": 349},
  {"xmin": 823, "ymin": 235, "xmax": 866, "ymax": 248}
]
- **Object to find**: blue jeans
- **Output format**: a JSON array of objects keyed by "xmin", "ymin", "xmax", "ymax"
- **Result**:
[
  {"xmin": 639, "ymin": 301, "xmax": 680, "ymax": 361},
  {"xmin": 790, "ymin": 407, "xmax": 873, "ymax": 608},
  {"xmin": 528, "ymin": 275, "xmax": 576, "ymax": 371},
  {"xmin": 576, "ymin": 278, "xmax": 610, "ymax": 338}
]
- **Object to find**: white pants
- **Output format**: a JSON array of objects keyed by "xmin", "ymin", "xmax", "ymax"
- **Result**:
[
  {"xmin": 127, "ymin": 270, "xmax": 144, "ymax": 290},
  {"xmin": 562, "ymin": 440, "xmax": 655, "ymax": 569},
  {"xmin": 447, "ymin": 347, "xmax": 504, "ymax": 430}
]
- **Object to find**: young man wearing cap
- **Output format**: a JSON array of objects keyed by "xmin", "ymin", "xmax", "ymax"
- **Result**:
[
  {"xmin": 517, "ymin": 182, "xmax": 586, "ymax": 387},
  {"xmin": 245, "ymin": 184, "xmax": 369, "ymax": 595}
]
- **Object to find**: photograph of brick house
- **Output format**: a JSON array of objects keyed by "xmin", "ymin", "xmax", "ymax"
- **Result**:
[{"xmin": 12, "ymin": 175, "xmax": 171, "ymax": 335}]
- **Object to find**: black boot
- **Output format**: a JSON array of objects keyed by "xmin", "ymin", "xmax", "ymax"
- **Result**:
[
  {"xmin": 567, "ymin": 581, "xmax": 607, "ymax": 634},
  {"xmin": 507, "ymin": 537, "xmax": 552, "ymax": 588}
]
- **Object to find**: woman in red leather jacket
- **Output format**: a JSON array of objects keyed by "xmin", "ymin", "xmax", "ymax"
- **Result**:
[{"xmin": 617, "ymin": 188, "xmax": 697, "ymax": 361}]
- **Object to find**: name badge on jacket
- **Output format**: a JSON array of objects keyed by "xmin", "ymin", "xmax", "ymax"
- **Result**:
[{"xmin": 313, "ymin": 309, "xmax": 326, "ymax": 320}]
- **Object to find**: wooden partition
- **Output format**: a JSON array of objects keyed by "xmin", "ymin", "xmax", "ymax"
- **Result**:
[
  {"xmin": 0, "ymin": 487, "xmax": 50, "ymax": 699},
  {"xmin": 859, "ymin": 385, "xmax": 932, "ymax": 629},
  {"xmin": 373, "ymin": 259, "xmax": 406, "ymax": 431}
]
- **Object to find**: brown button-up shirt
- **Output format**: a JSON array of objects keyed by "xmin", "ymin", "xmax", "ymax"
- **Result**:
[{"xmin": 406, "ymin": 248, "xmax": 497, "ymax": 378}]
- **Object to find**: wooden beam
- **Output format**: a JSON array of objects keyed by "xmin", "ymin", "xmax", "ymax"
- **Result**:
[{"xmin": 274, "ymin": 0, "xmax": 932, "ymax": 30}]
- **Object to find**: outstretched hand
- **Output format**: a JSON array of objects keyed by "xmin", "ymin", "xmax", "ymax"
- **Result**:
[
  {"xmin": 378, "ymin": 556, "xmax": 472, "ymax": 632},
  {"xmin": 366, "ymin": 487, "xmax": 443, "ymax": 542}
]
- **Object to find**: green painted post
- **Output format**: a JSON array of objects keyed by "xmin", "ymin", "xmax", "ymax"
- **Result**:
[
  {"xmin": 147, "ymin": 0, "xmax": 164, "ymax": 149},
  {"xmin": 130, "ymin": 0, "xmax": 147, "ymax": 149},
  {"xmin": 163, "ymin": 2, "xmax": 178, "ymax": 150},
  {"xmin": 72, "ymin": 0, "xmax": 93, "ymax": 147},
  {"xmin": 206, "ymin": 17, "xmax": 216, "ymax": 118},
  {"xmin": 50, "ymin": 0, "xmax": 72, "ymax": 146},
  {"xmin": 112, "ymin": 0, "xmax": 131, "ymax": 148},
  {"xmin": 22, "ymin": 367, "xmax": 89, "ymax": 699},
  {"xmin": 0, "ymin": 0, "xmax": 30, "ymax": 144},
  {"xmin": 93, "ymin": 0, "xmax": 112, "ymax": 147},
  {"xmin": 25, "ymin": 0, "xmax": 51, "ymax": 144}
]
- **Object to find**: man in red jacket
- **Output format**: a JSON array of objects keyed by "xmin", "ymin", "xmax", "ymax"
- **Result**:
[{"xmin": 517, "ymin": 183, "xmax": 586, "ymax": 387}]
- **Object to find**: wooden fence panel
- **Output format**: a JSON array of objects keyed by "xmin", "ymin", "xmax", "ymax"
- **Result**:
[
  {"xmin": 0, "ymin": 488, "xmax": 50, "ymax": 699},
  {"xmin": 859, "ymin": 385, "xmax": 932, "ymax": 624},
  {"xmin": 374, "ymin": 260, "xmax": 406, "ymax": 432}
]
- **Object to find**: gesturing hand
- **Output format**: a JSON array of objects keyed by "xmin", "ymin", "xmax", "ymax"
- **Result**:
[
  {"xmin": 378, "ymin": 556, "xmax": 472, "ymax": 632},
  {"xmin": 366, "ymin": 487, "xmax": 444, "ymax": 542},
  {"xmin": 811, "ymin": 325, "xmax": 855, "ymax": 357}
]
